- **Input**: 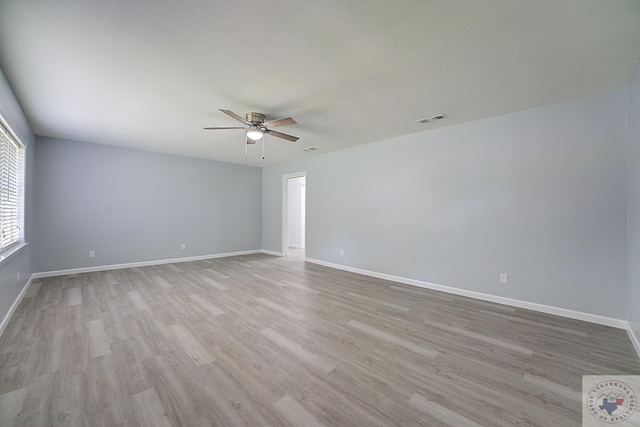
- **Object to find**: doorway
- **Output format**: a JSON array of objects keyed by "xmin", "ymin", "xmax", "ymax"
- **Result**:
[{"xmin": 282, "ymin": 172, "xmax": 306, "ymax": 257}]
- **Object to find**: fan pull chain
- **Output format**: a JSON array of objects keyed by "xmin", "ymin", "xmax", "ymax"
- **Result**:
[
  {"xmin": 245, "ymin": 141, "xmax": 248, "ymax": 159},
  {"xmin": 262, "ymin": 137, "xmax": 265, "ymax": 160}
]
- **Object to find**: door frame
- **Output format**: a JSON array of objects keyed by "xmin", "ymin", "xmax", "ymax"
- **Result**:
[{"xmin": 282, "ymin": 171, "xmax": 307, "ymax": 257}]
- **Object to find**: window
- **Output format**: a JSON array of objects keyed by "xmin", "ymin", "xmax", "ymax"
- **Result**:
[{"xmin": 0, "ymin": 121, "xmax": 23, "ymax": 251}]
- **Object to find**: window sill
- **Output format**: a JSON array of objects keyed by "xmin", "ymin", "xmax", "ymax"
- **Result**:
[{"xmin": 0, "ymin": 242, "xmax": 28, "ymax": 268}]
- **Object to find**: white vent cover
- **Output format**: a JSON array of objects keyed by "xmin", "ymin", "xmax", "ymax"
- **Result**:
[{"xmin": 417, "ymin": 114, "xmax": 447, "ymax": 124}]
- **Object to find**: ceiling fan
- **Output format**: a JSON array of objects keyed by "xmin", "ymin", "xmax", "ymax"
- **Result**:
[{"xmin": 204, "ymin": 109, "xmax": 299, "ymax": 158}]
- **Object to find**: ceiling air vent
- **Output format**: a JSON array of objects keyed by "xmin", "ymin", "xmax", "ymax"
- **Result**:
[
  {"xmin": 301, "ymin": 147, "xmax": 319, "ymax": 152},
  {"xmin": 417, "ymin": 114, "xmax": 447, "ymax": 124}
]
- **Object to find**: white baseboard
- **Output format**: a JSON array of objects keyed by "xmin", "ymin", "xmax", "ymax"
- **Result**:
[
  {"xmin": 627, "ymin": 324, "xmax": 640, "ymax": 358},
  {"xmin": 0, "ymin": 274, "xmax": 33, "ymax": 338},
  {"xmin": 305, "ymin": 258, "xmax": 628, "ymax": 330},
  {"xmin": 32, "ymin": 250, "xmax": 263, "ymax": 278},
  {"xmin": 262, "ymin": 250, "xmax": 285, "ymax": 257}
]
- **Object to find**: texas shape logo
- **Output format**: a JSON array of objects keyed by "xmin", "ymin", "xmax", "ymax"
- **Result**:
[{"xmin": 586, "ymin": 380, "xmax": 637, "ymax": 424}]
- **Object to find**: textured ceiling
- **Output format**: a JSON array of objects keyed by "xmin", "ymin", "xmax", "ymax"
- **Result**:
[{"xmin": 0, "ymin": 0, "xmax": 639, "ymax": 166}]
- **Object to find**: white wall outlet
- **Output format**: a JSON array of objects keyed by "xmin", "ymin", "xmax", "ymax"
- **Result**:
[
  {"xmin": 181, "ymin": 244, "xmax": 186, "ymax": 250},
  {"xmin": 89, "ymin": 250, "xmax": 95, "ymax": 258},
  {"xmin": 500, "ymin": 273, "xmax": 508, "ymax": 284},
  {"xmin": 339, "ymin": 249, "xmax": 344, "ymax": 256}
]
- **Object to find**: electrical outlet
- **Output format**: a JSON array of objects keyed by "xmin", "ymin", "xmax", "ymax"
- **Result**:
[
  {"xmin": 181, "ymin": 244, "xmax": 186, "ymax": 250},
  {"xmin": 89, "ymin": 250, "xmax": 95, "ymax": 258},
  {"xmin": 500, "ymin": 273, "xmax": 508, "ymax": 284},
  {"xmin": 339, "ymin": 249, "xmax": 344, "ymax": 256}
]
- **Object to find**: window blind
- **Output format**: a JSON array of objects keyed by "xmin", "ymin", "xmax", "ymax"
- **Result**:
[{"xmin": 0, "ymin": 122, "xmax": 22, "ymax": 250}]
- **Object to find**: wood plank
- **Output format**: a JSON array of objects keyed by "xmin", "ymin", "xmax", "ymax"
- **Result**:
[
  {"xmin": 347, "ymin": 320, "xmax": 438, "ymax": 358},
  {"xmin": 522, "ymin": 373, "xmax": 581, "ymax": 401},
  {"xmin": 86, "ymin": 318, "xmax": 111, "ymax": 358},
  {"xmin": 104, "ymin": 273, "xmax": 118, "ymax": 285},
  {"xmin": 422, "ymin": 319, "xmax": 534, "ymax": 356},
  {"xmin": 169, "ymin": 324, "xmax": 215, "ymax": 366},
  {"xmin": 132, "ymin": 388, "xmax": 172, "ymax": 427},
  {"xmin": 24, "ymin": 282, "xmax": 41, "ymax": 298},
  {"xmin": 67, "ymin": 288, "xmax": 82, "ymax": 306},
  {"xmin": 347, "ymin": 292, "xmax": 411, "ymax": 312},
  {"xmin": 189, "ymin": 294, "xmax": 224, "ymax": 316},
  {"xmin": 128, "ymin": 291, "xmax": 149, "ymax": 311},
  {"xmin": 260, "ymin": 328, "xmax": 336, "ymax": 373},
  {"xmin": 167, "ymin": 264, "xmax": 184, "ymax": 273},
  {"xmin": 409, "ymin": 393, "xmax": 484, "ymax": 427},
  {"xmin": 53, "ymin": 373, "xmax": 86, "ymax": 426},
  {"xmin": 281, "ymin": 280, "xmax": 321, "ymax": 294},
  {"xmin": 152, "ymin": 275, "xmax": 172, "ymax": 289},
  {"xmin": 256, "ymin": 297, "xmax": 304, "ymax": 320},
  {"xmin": 201, "ymin": 276, "xmax": 227, "ymax": 290},
  {"xmin": 0, "ymin": 387, "xmax": 26, "ymax": 426},
  {"xmin": 274, "ymin": 394, "xmax": 324, "ymax": 427}
]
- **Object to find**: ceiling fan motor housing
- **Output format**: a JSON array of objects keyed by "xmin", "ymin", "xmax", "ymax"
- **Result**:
[{"xmin": 245, "ymin": 112, "xmax": 265, "ymax": 125}]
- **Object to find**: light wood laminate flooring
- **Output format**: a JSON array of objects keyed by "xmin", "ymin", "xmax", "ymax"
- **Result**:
[{"xmin": 0, "ymin": 254, "xmax": 638, "ymax": 426}]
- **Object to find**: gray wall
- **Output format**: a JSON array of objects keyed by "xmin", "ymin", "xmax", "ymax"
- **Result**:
[
  {"xmin": 0, "ymin": 67, "xmax": 35, "ymax": 323},
  {"xmin": 263, "ymin": 88, "xmax": 629, "ymax": 320},
  {"xmin": 34, "ymin": 137, "xmax": 262, "ymax": 272},
  {"xmin": 628, "ymin": 62, "xmax": 640, "ymax": 344}
]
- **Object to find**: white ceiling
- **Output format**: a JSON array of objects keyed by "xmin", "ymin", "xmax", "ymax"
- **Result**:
[{"xmin": 0, "ymin": 1, "xmax": 639, "ymax": 166}]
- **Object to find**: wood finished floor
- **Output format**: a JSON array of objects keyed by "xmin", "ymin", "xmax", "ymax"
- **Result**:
[{"xmin": 0, "ymin": 254, "xmax": 639, "ymax": 426}]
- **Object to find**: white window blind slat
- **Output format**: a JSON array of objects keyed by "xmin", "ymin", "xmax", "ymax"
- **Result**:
[{"xmin": 0, "ymin": 122, "xmax": 23, "ymax": 251}]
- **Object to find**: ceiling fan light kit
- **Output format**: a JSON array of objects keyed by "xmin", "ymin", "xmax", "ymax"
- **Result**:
[
  {"xmin": 204, "ymin": 109, "xmax": 299, "ymax": 159},
  {"xmin": 246, "ymin": 127, "xmax": 264, "ymax": 141}
]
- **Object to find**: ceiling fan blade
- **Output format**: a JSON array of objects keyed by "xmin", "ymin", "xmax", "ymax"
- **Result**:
[
  {"xmin": 263, "ymin": 116, "xmax": 297, "ymax": 128},
  {"xmin": 265, "ymin": 129, "xmax": 299, "ymax": 142},
  {"xmin": 219, "ymin": 109, "xmax": 251, "ymax": 125},
  {"xmin": 203, "ymin": 126, "xmax": 246, "ymax": 130}
]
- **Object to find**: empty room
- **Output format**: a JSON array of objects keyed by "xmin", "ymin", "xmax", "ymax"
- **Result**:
[{"xmin": 1, "ymin": 1, "xmax": 640, "ymax": 426}]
